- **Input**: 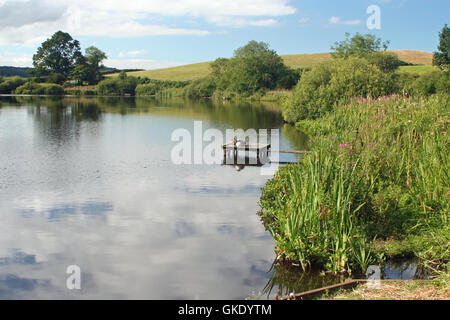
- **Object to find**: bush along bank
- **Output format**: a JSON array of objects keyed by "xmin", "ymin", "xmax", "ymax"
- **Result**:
[
  {"xmin": 259, "ymin": 94, "xmax": 449, "ymax": 274},
  {"xmin": 97, "ymin": 73, "xmax": 190, "ymax": 96},
  {"xmin": 14, "ymin": 82, "xmax": 65, "ymax": 95}
]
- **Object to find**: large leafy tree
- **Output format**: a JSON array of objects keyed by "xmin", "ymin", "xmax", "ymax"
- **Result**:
[
  {"xmin": 331, "ymin": 33, "xmax": 402, "ymax": 72},
  {"xmin": 32, "ymin": 31, "xmax": 84, "ymax": 78},
  {"xmin": 85, "ymin": 46, "xmax": 107, "ymax": 82},
  {"xmin": 433, "ymin": 24, "xmax": 450, "ymax": 69},
  {"xmin": 331, "ymin": 32, "xmax": 390, "ymax": 58},
  {"xmin": 70, "ymin": 64, "xmax": 95, "ymax": 85},
  {"xmin": 223, "ymin": 41, "xmax": 292, "ymax": 94}
]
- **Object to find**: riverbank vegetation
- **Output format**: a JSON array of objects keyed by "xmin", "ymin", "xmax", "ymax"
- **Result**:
[
  {"xmin": 259, "ymin": 94, "xmax": 449, "ymax": 274},
  {"xmin": 283, "ymin": 31, "xmax": 449, "ymax": 122},
  {"xmin": 96, "ymin": 71, "xmax": 190, "ymax": 97},
  {"xmin": 258, "ymin": 28, "xmax": 450, "ymax": 276}
]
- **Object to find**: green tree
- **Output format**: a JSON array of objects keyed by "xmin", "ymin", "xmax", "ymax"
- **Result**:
[
  {"xmin": 331, "ymin": 32, "xmax": 390, "ymax": 58},
  {"xmin": 71, "ymin": 64, "xmax": 95, "ymax": 85},
  {"xmin": 47, "ymin": 72, "xmax": 66, "ymax": 85},
  {"xmin": 433, "ymin": 24, "xmax": 450, "ymax": 69},
  {"xmin": 365, "ymin": 52, "xmax": 404, "ymax": 73},
  {"xmin": 331, "ymin": 33, "xmax": 402, "ymax": 72},
  {"xmin": 118, "ymin": 70, "xmax": 127, "ymax": 80},
  {"xmin": 283, "ymin": 58, "xmax": 397, "ymax": 122},
  {"xmin": 85, "ymin": 46, "xmax": 107, "ymax": 83},
  {"xmin": 32, "ymin": 31, "xmax": 84, "ymax": 78},
  {"xmin": 225, "ymin": 41, "xmax": 291, "ymax": 95}
]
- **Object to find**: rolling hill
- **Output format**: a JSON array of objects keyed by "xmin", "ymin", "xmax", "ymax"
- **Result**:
[
  {"xmin": 110, "ymin": 50, "xmax": 435, "ymax": 81},
  {"xmin": 0, "ymin": 66, "xmax": 32, "ymax": 77}
]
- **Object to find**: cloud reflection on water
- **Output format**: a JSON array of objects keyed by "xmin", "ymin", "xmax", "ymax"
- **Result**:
[{"xmin": 0, "ymin": 97, "xmax": 309, "ymax": 299}]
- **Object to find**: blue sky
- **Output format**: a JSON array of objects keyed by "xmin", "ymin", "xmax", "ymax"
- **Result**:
[{"xmin": 0, "ymin": 0, "xmax": 448, "ymax": 69}]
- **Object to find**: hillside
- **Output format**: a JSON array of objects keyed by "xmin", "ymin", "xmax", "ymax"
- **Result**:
[
  {"xmin": 111, "ymin": 50, "xmax": 434, "ymax": 81},
  {"xmin": 0, "ymin": 66, "xmax": 31, "ymax": 77}
]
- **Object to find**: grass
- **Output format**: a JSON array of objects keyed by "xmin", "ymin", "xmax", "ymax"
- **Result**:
[
  {"xmin": 258, "ymin": 94, "xmax": 449, "ymax": 274},
  {"xmin": 323, "ymin": 277, "xmax": 450, "ymax": 300},
  {"xmin": 106, "ymin": 61, "xmax": 212, "ymax": 81},
  {"xmin": 398, "ymin": 65, "xmax": 439, "ymax": 75},
  {"xmin": 392, "ymin": 49, "xmax": 434, "ymax": 66},
  {"xmin": 281, "ymin": 53, "xmax": 333, "ymax": 68},
  {"xmin": 107, "ymin": 50, "xmax": 434, "ymax": 81}
]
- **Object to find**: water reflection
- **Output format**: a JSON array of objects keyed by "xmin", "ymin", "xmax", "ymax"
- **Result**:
[
  {"xmin": 0, "ymin": 95, "xmax": 309, "ymax": 299},
  {"xmin": 263, "ymin": 264, "xmax": 346, "ymax": 299},
  {"xmin": 263, "ymin": 260, "xmax": 431, "ymax": 299},
  {"xmin": 382, "ymin": 260, "xmax": 429, "ymax": 280},
  {"xmin": 19, "ymin": 201, "xmax": 113, "ymax": 221}
]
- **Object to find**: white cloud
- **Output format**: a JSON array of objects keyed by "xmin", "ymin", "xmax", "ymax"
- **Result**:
[
  {"xmin": 299, "ymin": 17, "xmax": 309, "ymax": 24},
  {"xmin": 0, "ymin": 0, "xmax": 65, "ymax": 28},
  {"xmin": 0, "ymin": 52, "xmax": 33, "ymax": 67},
  {"xmin": 328, "ymin": 16, "xmax": 361, "ymax": 25},
  {"xmin": 0, "ymin": 0, "xmax": 296, "ymax": 46},
  {"xmin": 207, "ymin": 17, "xmax": 278, "ymax": 28},
  {"xmin": 118, "ymin": 50, "xmax": 151, "ymax": 59},
  {"xmin": 127, "ymin": 50, "xmax": 150, "ymax": 56},
  {"xmin": 105, "ymin": 58, "xmax": 184, "ymax": 70},
  {"xmin": 74, "ymin": 0, "xmax": 296, "ymax": 17}
]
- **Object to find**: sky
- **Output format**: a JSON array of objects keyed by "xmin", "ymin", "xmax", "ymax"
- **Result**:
[{"xmin": 0, "ymin": 0, "xmax": 448, "ymax": 70}]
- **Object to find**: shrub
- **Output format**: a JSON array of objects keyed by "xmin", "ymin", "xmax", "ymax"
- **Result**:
[
  {"xmin": 397, "ymin": 72, "xmax": 420, "ymax": 95},
  {"xmin": 412, "ymin": 71, "xmax": 450, "ymax": 95},
  {"xmin": 47, "ymin": 72, "xmax": 66, "ymax": 85},
  {"xmin": 14, "ymin": 82, "xmax": 64, "ymax": 95},
  {"xmin": 64, "ymin": 89, "xmax": 82, "ymax": 95},
  {"xmin": 137, "ymin": 77, "xmax": 190, "ymax": 88},
  {"xmin": 0, "ymin": 77, "xmax": 27, "ymax": 94},
  {"xmin": 365, "ymin": 52, "xmax": 406, "ymax": 73},
  {"xmin": 44, "ymin": 83, "xmax": 64, "ymax": 95},
  {"xmin": 184, "ymin": 77, "xmax": 217, "ymax": 99},
  {"xmin": 82, "ymin": 89, "xmax": 97, "ymax": 95},
  {"xmin": 15, "ymin": 82, "xmax": 43, "ymax": 94},
  {"xmin": 277, "ymin": 67, "xmax": 301, "ymax": 90},
  {"xmin": 118, "ymin": 76, "xmax": 138, "ymax": 95},
  {"xmin": 283, "ymin": 58, "xmax": 397, "ymax": 122},
  {"xmin": 436, "ymin": 71, "xmax": 450, "ymax": 94},
  {"xmin": 97, "ymin": 78, "xmax": 119, "ymax": 95},
  {"xmin": 135, "ymin": 83, "xmax": 160, "ymax": 96},
  {"xmin": 97, "ymin": 77, "xmax": 138, "ymax": 96}
]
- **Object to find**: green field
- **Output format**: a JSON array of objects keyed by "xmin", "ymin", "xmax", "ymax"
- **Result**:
[
  {"xmin": 109, "ymin": 50, "xmax": 434, "ymax": 81},
  {"xmin": 398, "ymin": 65, "xmax": 439, "ymax": 74}
]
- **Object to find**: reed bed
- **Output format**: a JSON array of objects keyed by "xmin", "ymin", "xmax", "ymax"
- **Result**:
[{"xmin": 259, "ymin": 94, "xmax": 449, "ymax": 273}]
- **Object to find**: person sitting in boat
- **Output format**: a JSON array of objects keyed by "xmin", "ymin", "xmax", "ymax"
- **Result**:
[{"xmin": 232, "ymin": 137, "xmax": 245, "ymax": 148}]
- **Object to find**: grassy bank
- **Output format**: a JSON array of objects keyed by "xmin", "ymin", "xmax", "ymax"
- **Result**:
[{"xmin": 258, "ymin": 94, "xmax": 449, "ymax": 274}]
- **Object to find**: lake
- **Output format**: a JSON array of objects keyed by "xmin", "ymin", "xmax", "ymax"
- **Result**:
[{"xmin": 0, "ymin": 95, "xmax": 309, "ymax": 299}]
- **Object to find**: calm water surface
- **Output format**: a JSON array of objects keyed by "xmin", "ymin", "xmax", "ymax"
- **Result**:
[{"xmin": 0, "ymin": 96, "xmax": 309, "ymax": 299}]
